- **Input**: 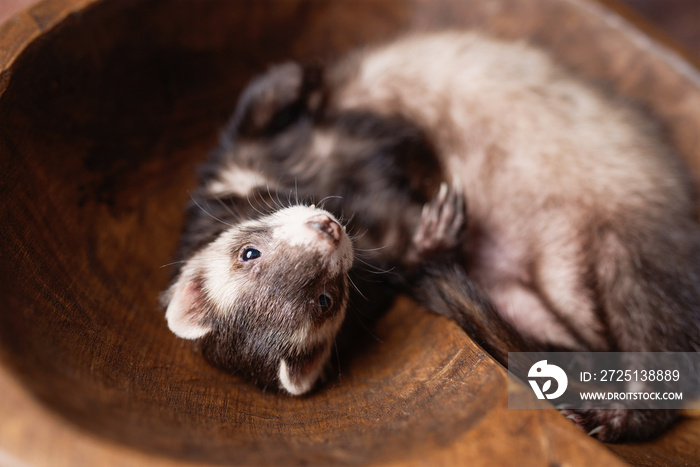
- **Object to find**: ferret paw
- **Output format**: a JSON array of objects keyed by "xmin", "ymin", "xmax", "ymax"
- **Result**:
[
  {"xmin": 409, "ymin": 179, "xmax": 466, "ymax": 264},
  {"xmin": 558, "ymin": 408, "xmax": 678, "ymax": 442}
]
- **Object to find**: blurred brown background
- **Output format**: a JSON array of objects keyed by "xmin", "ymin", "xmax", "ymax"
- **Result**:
[
  {"xmin": 1, "ymin": 0, "xmax": 699, "ymax": 57},
  {"xmin": 619, "ymin": 0, "xmax": 700, "ymax": 55}
]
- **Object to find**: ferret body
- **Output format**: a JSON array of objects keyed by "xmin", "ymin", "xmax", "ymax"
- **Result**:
[{"xmin": 162, "ymin": 31, "xmax": 700, "ymax": 440}]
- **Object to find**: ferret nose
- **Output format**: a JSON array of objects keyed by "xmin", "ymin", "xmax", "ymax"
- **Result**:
[{"xmin": 306, "ymin": 214, "xmax": 342, "ymax": 243}]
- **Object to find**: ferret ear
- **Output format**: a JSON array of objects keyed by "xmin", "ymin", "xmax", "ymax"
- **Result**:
[
  {"xmin": 162, "ymin": 275, "xmax": 213, "ymax": 340},
  {"xmin": 232, "ymin": 61, "xmax": 325, "ymax": 138},
  {"xmin": 278, "ymin": 347, "xmax": 330, "ymax": 396}
]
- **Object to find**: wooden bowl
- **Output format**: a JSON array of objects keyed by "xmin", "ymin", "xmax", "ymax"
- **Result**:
[{"xmin": 1, "ymin": 0, "xmax": 699, "ymax": 465}]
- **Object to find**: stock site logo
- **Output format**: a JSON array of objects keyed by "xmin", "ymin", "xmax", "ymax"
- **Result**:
[{"xmin": 528, "ymin": 360, "xmax": 568, "ymax": 400}]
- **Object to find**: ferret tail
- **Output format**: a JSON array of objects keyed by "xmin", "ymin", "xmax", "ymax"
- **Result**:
[{"xmin": 407, "ymin": 262, "xmax": 534, "ymax": 364}]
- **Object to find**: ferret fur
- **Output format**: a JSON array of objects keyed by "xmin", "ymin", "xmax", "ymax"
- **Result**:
[{"xmin": 162, "ymin": 31, "xmax": 700, "ymax": 441}]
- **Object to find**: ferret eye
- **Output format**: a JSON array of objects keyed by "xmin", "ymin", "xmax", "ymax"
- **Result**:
[
  {"xmin": 318, "ymin": 294, "xmax": 332, "ymax": 310},
  {"xmin": 241, "ymin": 247, "xmax": 261, "ymax": 261}
]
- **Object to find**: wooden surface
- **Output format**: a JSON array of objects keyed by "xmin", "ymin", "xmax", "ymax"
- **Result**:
[
  {"xmin": 0, "ymin": 0, "xmax": 699, "ymax": 466},
  {"xmin": 618, "ymin": 0, "xmax": 700, "ymax": 56}
]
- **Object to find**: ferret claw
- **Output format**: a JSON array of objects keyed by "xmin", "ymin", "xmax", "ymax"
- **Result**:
[
  {"xmin": 438, "ymin": 181, "xmax": 448, "ymax": 200},
  {"xmin": 588, "ymin": 425, "xmax": 605, "ymax": 437}
]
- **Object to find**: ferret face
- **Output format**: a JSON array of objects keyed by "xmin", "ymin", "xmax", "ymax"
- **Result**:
[{"xmin": 163, "ymin": 205, "xmax": 353, "ymax": 395}]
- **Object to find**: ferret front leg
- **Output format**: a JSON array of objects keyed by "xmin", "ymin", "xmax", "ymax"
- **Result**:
[{"xmin": 406, "ymin": 180, "xmax": 466, "ymax": 266}]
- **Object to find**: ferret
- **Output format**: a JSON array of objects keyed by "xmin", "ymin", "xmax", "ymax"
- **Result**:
[{"xmin": 162, "ymin": 31, "xmax": 700, "ymax": 441}]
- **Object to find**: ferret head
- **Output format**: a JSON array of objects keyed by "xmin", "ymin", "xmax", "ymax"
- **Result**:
[{"xmin": 162, "ymin": 205, "xmax": 354, "ymax": 395}]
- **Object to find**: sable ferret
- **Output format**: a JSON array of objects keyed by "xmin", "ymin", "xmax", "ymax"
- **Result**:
[{"xmin": 162, "ymin": 32, "xmax": 700, "ymax": 441}]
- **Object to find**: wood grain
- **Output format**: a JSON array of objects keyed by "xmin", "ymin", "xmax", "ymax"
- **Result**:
[{"xmin": 0, "ymin": 0, "xmax": 699, "ymax": 465}]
